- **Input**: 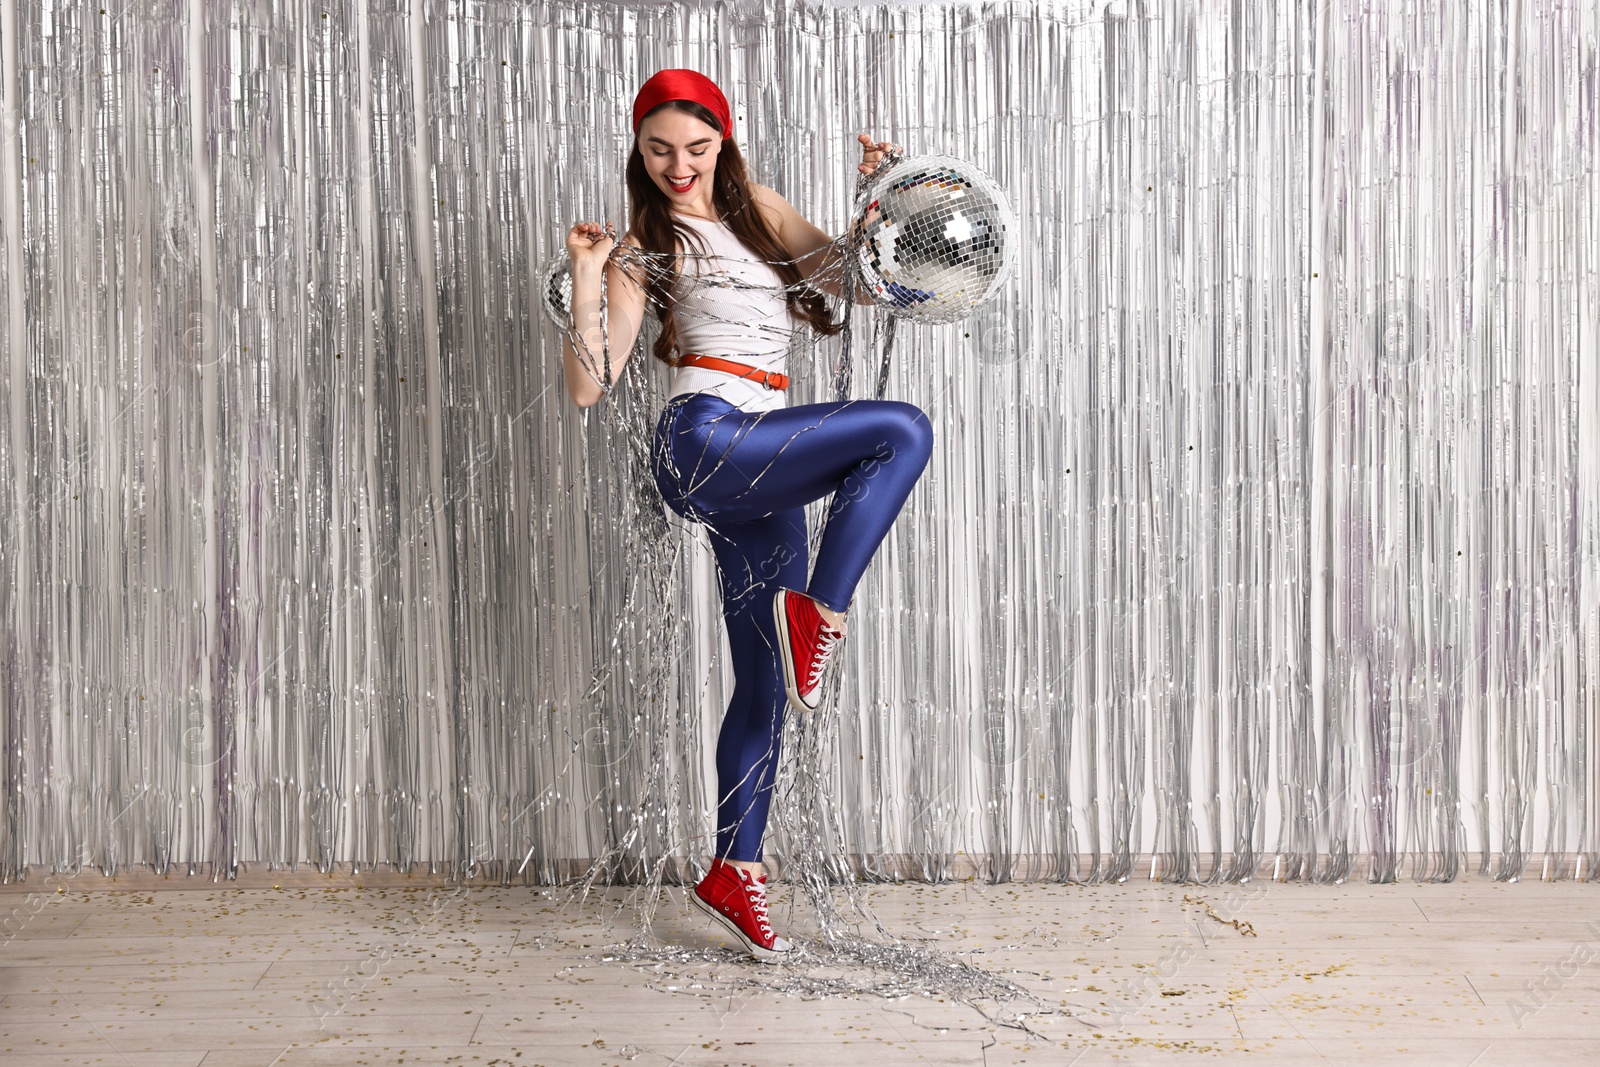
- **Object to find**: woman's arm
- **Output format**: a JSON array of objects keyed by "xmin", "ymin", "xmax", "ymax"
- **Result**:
[
  {"xmin": 561, "ymin": 225, "xmax": 650, "ymax": 408},
  {"xmin": 754, "ymin": 134, "xmax": 898, "ymax": 307},
  {"xmin": 755, "ymin": 184, "xmax": 874, "ymax": 306}
]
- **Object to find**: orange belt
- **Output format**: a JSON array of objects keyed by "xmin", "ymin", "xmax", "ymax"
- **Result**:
[{"xmin": 679, "ymin": 353, "xmax": 789, "ymax": 391}]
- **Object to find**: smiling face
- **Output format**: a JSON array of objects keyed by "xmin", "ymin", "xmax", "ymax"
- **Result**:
[{"xmin": 636, "ymin": 106, "xmax": 723, "ymax": 213}]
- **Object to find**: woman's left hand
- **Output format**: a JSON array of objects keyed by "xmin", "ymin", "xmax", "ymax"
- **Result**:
[{"xmin": 857, "ymin": 132, "xmax": 900, "ymax": 175}]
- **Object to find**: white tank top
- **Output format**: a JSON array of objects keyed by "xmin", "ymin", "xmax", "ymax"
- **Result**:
[{"xmin": 666, "ymin": 214, "xmax": 797, "ymax": 413}]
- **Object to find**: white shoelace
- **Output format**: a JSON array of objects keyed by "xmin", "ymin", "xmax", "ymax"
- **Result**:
[
  {"xmin": 805, "ymin": 626, "xmax": 842, "ymax": 688},
  {"xmin": 741, "ymin": 876, "xmax": 774, "ymax": 937}
]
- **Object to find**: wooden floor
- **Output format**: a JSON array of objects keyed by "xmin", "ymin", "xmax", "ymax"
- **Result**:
[{"xmin": 1, "ymin": 873, "xmax": 1597, "ymax": 1065}]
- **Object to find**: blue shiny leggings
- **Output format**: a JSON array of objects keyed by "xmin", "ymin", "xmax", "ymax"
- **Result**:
[{"xmin": 652, "ymin": 393, "xmax": 933, "ymax": 862}]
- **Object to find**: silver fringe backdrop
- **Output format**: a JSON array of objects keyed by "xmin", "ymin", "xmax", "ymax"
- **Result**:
[{"xmin": 0, "ymin": 0, "xmax": 1596, "ymax": 884}]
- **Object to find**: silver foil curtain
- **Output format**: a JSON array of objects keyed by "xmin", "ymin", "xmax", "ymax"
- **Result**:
[{"xmin": 0, "ymin": 0, "xmax": 1595, "ymax": 884}]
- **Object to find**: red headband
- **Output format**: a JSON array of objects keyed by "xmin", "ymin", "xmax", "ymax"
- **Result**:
[{"xmin": 632, "ymin": 69, "xmax": 733, "ymax": 140}]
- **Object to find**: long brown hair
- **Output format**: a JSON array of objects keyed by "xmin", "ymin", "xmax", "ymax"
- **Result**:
[{"xmin": 626, "ymin": 100, "xmax": 841, "ymax": 366}]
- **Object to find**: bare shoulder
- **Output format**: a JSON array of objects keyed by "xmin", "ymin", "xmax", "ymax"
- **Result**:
[
  {"xmin": 747, "ymin": 183, "xmax": 794, "ymax": 231},
  {"xmin": 748, "ymin": 182, "xmax": 835, "ymax": 261},
  {"xmin": 608, "ymin": 230, "xmax": 649, "ymax": 291}
]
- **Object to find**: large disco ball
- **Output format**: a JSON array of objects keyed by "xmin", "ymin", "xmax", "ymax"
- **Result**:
[
  {"xmin": 541, "ymin": 251, "xmax": 573, "ymax": 325},
  {"xmin": 852, "ymin": 155, "xmax": 1017, "ymax": 325}
]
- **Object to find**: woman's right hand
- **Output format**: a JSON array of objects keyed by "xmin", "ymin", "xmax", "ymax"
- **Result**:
[{"xmin": 566, "ymin": 222, "xmax": 617, "ymax": 269}]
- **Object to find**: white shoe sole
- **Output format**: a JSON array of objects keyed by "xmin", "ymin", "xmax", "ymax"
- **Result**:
[{"xmin": 691, "ymin": 888, "xmax": 792, "ymax": 963}]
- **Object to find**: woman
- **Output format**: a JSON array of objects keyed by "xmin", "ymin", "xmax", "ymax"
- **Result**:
[{"xmin": 562, "ymin": 69, "xmax": 932, "ymax": 961}]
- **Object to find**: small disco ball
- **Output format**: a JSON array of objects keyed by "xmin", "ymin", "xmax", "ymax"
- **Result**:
[
  {"xmin": 852, "ymin": 155, "xmax": 1017, "ymax": 325},
  {"xmin": 541, "ymin": 251, "xmax": 573, "ymax": 325}
]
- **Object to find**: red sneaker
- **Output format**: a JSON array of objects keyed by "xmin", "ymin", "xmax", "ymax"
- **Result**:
[
  {"xmin": 773, "ymin": 589, "xmax": 845, "ymax": 713},
  {"xmin": 691, "ymin": 858, "xmax": 792, "ymax": 962}
]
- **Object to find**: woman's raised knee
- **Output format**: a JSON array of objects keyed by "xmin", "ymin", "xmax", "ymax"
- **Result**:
[{"xmin": 880, "ymin": 402, "xmax": 933, "ymax": 463}]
